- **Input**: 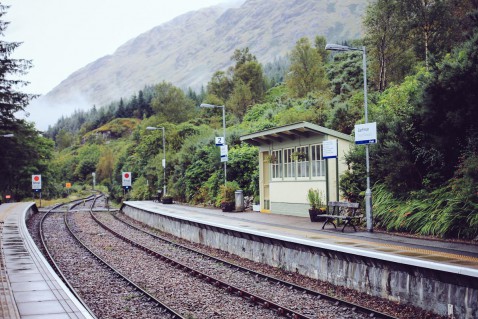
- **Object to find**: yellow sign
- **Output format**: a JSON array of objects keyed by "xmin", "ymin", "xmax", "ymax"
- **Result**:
[{"xmin": 66, "ymin": 183, "xmax": 72, "ymax": 188}]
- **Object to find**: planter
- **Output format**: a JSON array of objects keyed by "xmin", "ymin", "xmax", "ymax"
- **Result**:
[
  {"xmin": 221, "ymin": 202, "xmax": 235, "ymax": 212},
  {"xmin": 252, "ymin": 204, "xmax": 260, "ymax": 212},
  {"xmin": 308, "ymin": 208, "xmax": 325, "ymax": 222},
  {"xmin": 162, "ymin": 197, "xmax": 173, "ymax": 204}
]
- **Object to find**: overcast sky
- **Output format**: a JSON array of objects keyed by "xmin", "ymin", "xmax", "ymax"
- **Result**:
[{"xmin": 4, "ymin": 0, "xmax": 228, "ymax": 95}]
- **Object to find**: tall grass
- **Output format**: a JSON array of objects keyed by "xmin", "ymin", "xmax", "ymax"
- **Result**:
[{"xmin": 373, "ymin": 184, "xmax": 478, "ymax": 239}]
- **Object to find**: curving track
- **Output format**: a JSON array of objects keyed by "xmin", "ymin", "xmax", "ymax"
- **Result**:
[
  {"xmin": 35, "ymin": 194, "xmax": 183, "ymax": 319},
  {"xmin": 29, "ymin": 194, "xmax": 439, "ymax": 318}
]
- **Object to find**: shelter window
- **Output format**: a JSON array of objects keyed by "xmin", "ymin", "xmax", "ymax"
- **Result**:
[
  {"xmin": 284, "ymin": 148, "xmax": 296, "ymax": 178},
  {"xmin": 271, "ymin": 150, "xmax": 283, "ymax": 179},
  {"xmin": 296, "ymin": 146, "xmax": 309, "ymax": 178},
  {"xmin": 311, "ymin": 144, "xmax": 325, "ymax": 177}
]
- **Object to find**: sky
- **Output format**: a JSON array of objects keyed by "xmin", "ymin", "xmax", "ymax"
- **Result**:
[{"xmin": 4, "ymin": 0, "xmax": 228, "ymax": 96}]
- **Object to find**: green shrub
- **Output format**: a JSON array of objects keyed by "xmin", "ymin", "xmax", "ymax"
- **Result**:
[{"xmin": 216, "ymin": 181, "xmax": 240, "ymax": 206}]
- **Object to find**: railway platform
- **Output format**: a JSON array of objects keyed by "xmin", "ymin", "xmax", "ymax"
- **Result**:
[
  {"xmin": 0, "ymin": 202, "xmax": 94, "ymax": 319},
  {"xmin": 122, "ymin": 201, "xmax": 478, "ymax": 318},
  {"xmin": 124, "ymin": 201, "xmax": 478, "ymax": 274}
]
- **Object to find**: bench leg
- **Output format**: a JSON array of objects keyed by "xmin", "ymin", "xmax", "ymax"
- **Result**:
[
  {"xmin": 341, "ymin": 219, "xmax": 357, "ymax": 232},
  {"xmin": 322, "ymin": 218, "xmax": 336, "ymax": 230}
]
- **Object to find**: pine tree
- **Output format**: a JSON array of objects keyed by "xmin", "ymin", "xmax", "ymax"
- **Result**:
[{"xmin": 0, "ymin": 4, "xmax": 36, "ymax": 130}]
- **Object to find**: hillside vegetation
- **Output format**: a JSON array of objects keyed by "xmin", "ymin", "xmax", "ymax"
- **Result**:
[{"xmin": 2, "ymin": 1, "xmax": 478, "ymax": 240}]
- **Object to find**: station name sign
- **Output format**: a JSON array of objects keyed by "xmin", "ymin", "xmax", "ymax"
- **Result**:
[{"xmin": 354, "ymin": 122, "xmax": 377, "ymax": 145}]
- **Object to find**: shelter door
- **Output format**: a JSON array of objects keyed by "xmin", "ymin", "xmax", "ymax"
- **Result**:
[{"xmin": 262, "ymin": 151, "xmax": 270, "ymax": 211}]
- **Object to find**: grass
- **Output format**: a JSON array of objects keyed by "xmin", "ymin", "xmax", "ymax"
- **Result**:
[{"xmin": 373, "ymin": 184, "xmax": 478, "ymax": 239}]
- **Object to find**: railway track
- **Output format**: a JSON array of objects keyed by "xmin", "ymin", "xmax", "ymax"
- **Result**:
[
  {"xmin": 87, "ymin": 208, "xmax": 397, "ymax": 319},
  {"xmin": 37, "ymin": 194, "xmax": 183, "ymax": 319},
  {"xmin": 28, "ymin": 194, "xmax": 412, "ymax": 318}
]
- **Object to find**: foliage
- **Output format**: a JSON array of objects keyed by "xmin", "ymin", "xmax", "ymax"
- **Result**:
[
  {"xmin": 150, "ymin": 81, "xmax": 197, "ymax": 123},
  {"xmin": 286, "ymin": 37, "xmax": 328, "ymax": 98},
  {"xmin": 363, "ymin": 0, "xmax": 477, "ymax": 91},
  {"xmin": 307, "ymin": 188, "xmax": 325, "ymax": 209},
  {"xmin": 29, "ymin": 3, "xmax": 478, "ymax": 239},
  {"xmin": 0, "ymin": 6, "xmax": 56, "ymax": 200},
  {"xmin": 217, "ymin": 181, "xmax": 240, "ymax": 206},
  {"xmin": 130, "ymin": 175, "xmax": 151, "ymax": 200},
  {"xmin": 373, "ymin": 183, "xmax": 478, "ymax": 239}
]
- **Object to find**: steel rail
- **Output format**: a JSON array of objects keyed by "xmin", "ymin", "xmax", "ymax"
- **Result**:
[
  {"xmin": 111, "ymin": 211, "xmax": 398, "ymax": 319},
  {"xmin": 91, "ymin": 211, "xmax": 314, "ymax": 319},
  {"xmin": 66, "ymin": 195, "xmax": 185, "ymax": 319},
  {"xmin": 39, "ymin": 197, "xmax": 98, "ymax": 319}
]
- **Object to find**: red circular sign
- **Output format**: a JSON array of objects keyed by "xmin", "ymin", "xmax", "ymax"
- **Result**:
[
  {"xmin": 33, "ymin": 176, "xmax": 40, "ymax": 181},
  {"xmin": 124, "ymin": 173, "xmax": 130, "ymax": 178}
]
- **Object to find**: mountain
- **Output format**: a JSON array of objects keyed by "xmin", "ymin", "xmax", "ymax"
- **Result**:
[{"xmin": 30, "ymin": 0, "xmax": 368, "ymax": 129}]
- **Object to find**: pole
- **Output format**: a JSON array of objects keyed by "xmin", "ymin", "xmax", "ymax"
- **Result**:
[
  {"xmin": 336, "ymin": 143, "xmax": 339, "ymax": 202},
  {"xmin": 363, "ymin": 46, "xmax": 373, "ymax": 232},
  {"xmin": 162, "ymin": 127, "xmax": 166, "ymax": 195},
  {"xmin": 325, "ymin": 159, "xmax": 329, "ymax": 204},
  {"xmin": 222, "ymin": 106, "xmax": 227, "ymax": 187}
]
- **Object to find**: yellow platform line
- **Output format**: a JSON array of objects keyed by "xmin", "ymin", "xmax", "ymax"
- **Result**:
[{"xmin": 262, "ymin": 224, "xmax": 478, "ymax": 264}]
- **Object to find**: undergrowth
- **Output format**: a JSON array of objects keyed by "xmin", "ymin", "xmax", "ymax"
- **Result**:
[{"xmin": 373, "ymin": 184, "xmax": 478, "ymax": 239}]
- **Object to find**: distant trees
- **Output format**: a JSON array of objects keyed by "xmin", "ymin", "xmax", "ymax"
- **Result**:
[
  {"xmin": 205, "ymin": 48, "xmax": 265, "ymax": 120},
  {"xmin": 0, "ymin": 4, "xmax": 56, "ymax": 200},
  {"xmin": 150, "ymin": 81, "xmax": 196, "ymax": 123},
  {"xmin": 285, "ymin": 37, "xmax": 328, "ymax": 98},
  {"xmin": 364, "ymin": 0, "xmax": 478, "ymax": 91}
]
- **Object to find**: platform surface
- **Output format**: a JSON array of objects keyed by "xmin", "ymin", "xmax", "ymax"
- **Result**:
[
  {"xmin": 0, "ymin": 202, "xmax": 94, "ymax": 319},
  {"xmin": 125, "ymin": 201, "xmax": 478, "ymax": 278}
]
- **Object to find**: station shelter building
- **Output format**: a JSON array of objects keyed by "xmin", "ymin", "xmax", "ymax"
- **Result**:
[{"xmin": 240, "ymin": 122, "xmax": 353, "ymax": 217}]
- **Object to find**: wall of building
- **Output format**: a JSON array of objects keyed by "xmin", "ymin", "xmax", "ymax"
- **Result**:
[
  {"xmin": 122, "ymin": 204, "xmax": 478, "ymax": 318},
  {"xmin": 257, "ymin": 135, "xmax": 352, "ymax": 216}
]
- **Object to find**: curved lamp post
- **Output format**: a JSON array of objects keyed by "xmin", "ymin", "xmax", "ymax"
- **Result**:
[
  {"xmin": 200, "ymin": 103, "xmax": 227, "ymax": 187},
  {"xmin": 146, "ymin": 126, "xmax": 167, "ymax": 195},
  {"xmin": 325, "ymin": 43, "xmax": 373, "ymax": 232}
]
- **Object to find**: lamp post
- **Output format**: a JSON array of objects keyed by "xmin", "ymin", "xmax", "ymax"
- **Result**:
[
  {"xmin": 200, "ymin": 103, "xmax": 226, "ymax": 187},
  {"xmin": 146, "ymin": 126, "xmax": 167, "ymax": 196},
  {"xmin": 325, "ymin": 43, "xmax": 373, "ymax": 232}
]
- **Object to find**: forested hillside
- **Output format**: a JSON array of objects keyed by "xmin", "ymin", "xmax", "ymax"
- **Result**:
[
  {"xmin": 2, "ymin": 1, "xmax": 478, "ymax": 239},
  {"xmin": 32, "ymin": 0, "xmax": 367, "ymax": 127}
]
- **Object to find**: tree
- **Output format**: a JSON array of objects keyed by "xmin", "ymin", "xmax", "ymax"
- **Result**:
[
  {"xmin": 227, "ymin": 79, "xmax": 253, "ymax": 120},
  {"xmin": 363, "ymin": 0, "xmax": 415, "ymax": 91},
  {"xmin": 0, "ymin": 5, "xmax": 56, "ymax": 200},
  {"xmin": 285, "ymin": 37, "xmax": 328, "ymax": 98},
  {"xmin": 55, "ymin": 128, "xmax": 74, "ymax": 150},
  {"xmin": 150, "ymin": 81, "xmax": 196, "ymax": 123},
  {"xmin": 207, "ymin": 70, "xmax": 233, "ymax": 103},
  {"xmin": 417, "ymin": 29, "xmax": 478, "ymax": 183},
  {"xmin": 314, "ymin": 35, "xmax": 329, "ymax": 63},
  {"xmin": 0, "ymin": 4, "xmax": 36, "ymax": 130}
]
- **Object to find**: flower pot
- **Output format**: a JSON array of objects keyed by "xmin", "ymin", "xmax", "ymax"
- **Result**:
[
  {"xmin": 162, "ymin": 197, "xmax": 173, "ymax": 204},
  {"xmin": 252, "ymin": 204, "xmax": 260, "ymax": 212},
  {"xmin": 221, "ymin": 202, "xmax": 235, "ymax": 212},
  {"xmin": 309, "ymin": 208, "xmax": 326, "ymax": 222}
]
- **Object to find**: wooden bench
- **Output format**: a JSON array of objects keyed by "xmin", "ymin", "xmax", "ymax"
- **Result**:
[{"xmin": 321, "ymin": 201, "xmax": 361, "ymax": 232}]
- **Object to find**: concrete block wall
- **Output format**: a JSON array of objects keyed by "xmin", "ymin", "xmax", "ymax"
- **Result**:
[{"xmin": 122, "ymin": 205, "xmax": 478, "ymax": 318}]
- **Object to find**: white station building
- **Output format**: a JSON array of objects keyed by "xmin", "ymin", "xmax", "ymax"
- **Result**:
[{"xmin": 240, "ymin": 122, "xmax": 353, "ymax": 217}]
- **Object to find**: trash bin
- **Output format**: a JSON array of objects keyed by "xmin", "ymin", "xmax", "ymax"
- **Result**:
[{"xmin": 235, "ymin": 190, "xmax": 244, "ymax": 212}]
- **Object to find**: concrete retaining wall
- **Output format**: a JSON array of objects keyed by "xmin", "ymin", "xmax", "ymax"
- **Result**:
[{"xmin": 123, "ymin": 204, "xmax": 478, "ymax": 318}]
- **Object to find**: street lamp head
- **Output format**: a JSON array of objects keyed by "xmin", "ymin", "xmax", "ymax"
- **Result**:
[
  {"xmin": 146, "ymin": 126, "xmax": 164, "ymax": 131},
  {"xmin": 200, "ymin": 103, "xmax": 224, "ymax": 109},
  {"xmin": 1, "ymin": 133, "xmax": 14, "ymax": 137},
  {"xmin": 325, "ymin": 43, "xmax": 362, "ymax": 52}
]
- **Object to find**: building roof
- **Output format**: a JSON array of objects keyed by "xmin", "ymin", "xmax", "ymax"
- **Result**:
[{"xmin": 240, "ymin": 122, "xmax": 353, "ymax": 146}]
